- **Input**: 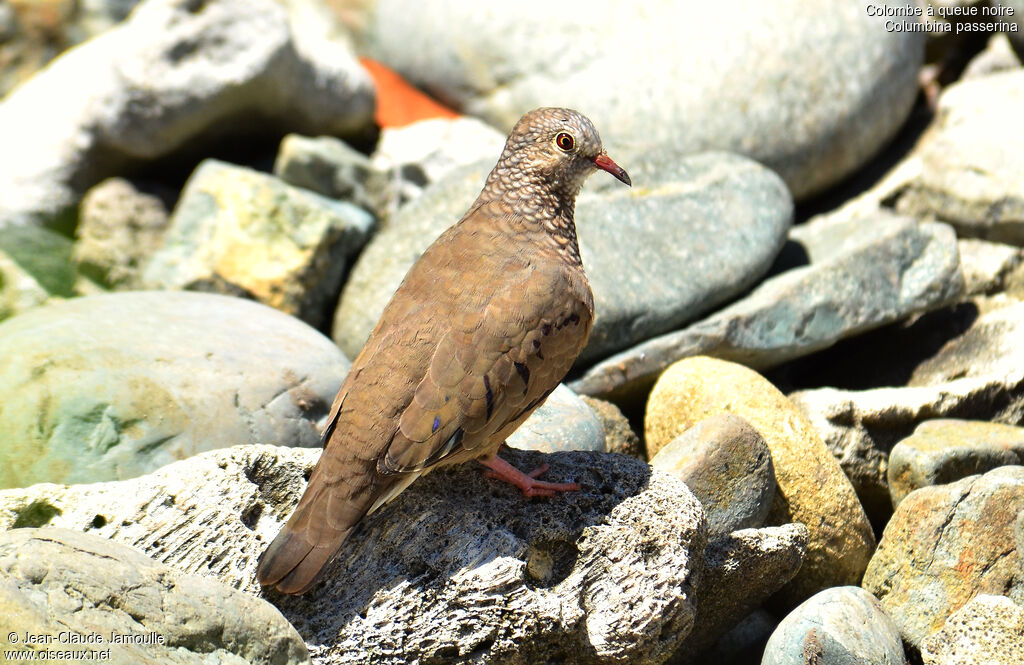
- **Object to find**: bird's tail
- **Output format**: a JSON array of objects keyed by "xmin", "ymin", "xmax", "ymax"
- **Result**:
[{"xmin": 253, "ymin": 479, "xmax": 362, "ymax": 594}]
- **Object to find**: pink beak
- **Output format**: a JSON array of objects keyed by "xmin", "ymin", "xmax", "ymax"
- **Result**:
[{"xmin": 593, "ymin": 153, "xmax": 631, "ymax": 187}]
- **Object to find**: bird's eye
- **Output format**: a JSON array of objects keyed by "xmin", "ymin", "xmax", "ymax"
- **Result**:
[{"xmin": 555, "ymin": 132, "xmax": 575, "ymax": 152}]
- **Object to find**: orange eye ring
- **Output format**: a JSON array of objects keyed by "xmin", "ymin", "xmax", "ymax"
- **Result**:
[{"xmin": 555, "ymin": 132, "xmax": 575, "ymax": 152}]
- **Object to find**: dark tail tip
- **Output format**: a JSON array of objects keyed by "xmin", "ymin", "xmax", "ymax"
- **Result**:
[{"xmin": 256, "ymin": 524, "xmax": 351, "ymax": 595}]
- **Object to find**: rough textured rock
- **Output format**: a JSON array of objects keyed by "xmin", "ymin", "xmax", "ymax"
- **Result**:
[
  {"xmin": 73, "ymin": 177, "xmax": 171, "ymax": 290},
  {"xmin": 0, "ymin": 225, "xmax": 75, "ymax": 321},
  {"xmin": 889, "ymin": 70, "xmax": 1024, "ymax": 244},
  {"xmin": 862, "ymin": 466, "xmax": 1024, "ymax": 652},
  {"xmin": 506, "ymin": 384, "xmax": 606, "ymax": 453},
  {"xmin": 651, "ymin": 414, "xmax": 775, "ymax": 539},
  {"xmin": 334, "ymin": 150, "xmax": 792, "ymax": 363},
  {"xmin": 0, "ymin": 292, "xmax": 348, "ymax": 489},
  {"xmin": 761, "ymin": 587, "xmax": 905, "ymax": 665},
  {"xmin": 0, "ymin": 445, "xmax": 707, "ymax": 665},
  {"xmin": 646, "ymin": 356, "xmax": 875, "ymax": 607},
  {"xmin": 921, "ymin": 594, "xmax": 1024, "ymax": 665},
  {"xmin": 273, "ymin": 133, "xmax": 382, "ymax": 215},
  {"xmin": 889, "ymin": 419, "xmax": 1024, "ymax": 507},
  {"xmin": 366, "ymin": 0, "xmax": 923, "ymax": 199},
  {"xmin": 791, "ymin": 298, "xmax": 1024, "ymax": 525},
  {"xmin": 0, "ymin": 528, "xmax": 310, "ymax": 665},
  {"xmin": 0, "ymin": 0, "xmax": 375, "ymax": 227},
  {"xmin": 573, "ymin": 214, "xmax": 963, "ymax": 400},
  {"xmin": 673, "ymin": 524, "xmax": 807, "ymax": 663},
  {"xmin": 579, "ymin": 396, "xmax": 644, "ymax": 459},
  {"xmin": 141, "ymin": 160, "xmax": 374, "ymax": 328}
]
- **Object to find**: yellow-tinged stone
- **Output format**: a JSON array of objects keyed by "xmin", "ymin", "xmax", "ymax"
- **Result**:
[{"xmin": 645, "ymin": 356, "xmax": 875, "ymax": 607}]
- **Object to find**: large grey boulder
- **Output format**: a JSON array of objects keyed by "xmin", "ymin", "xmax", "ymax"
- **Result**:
[
  {"xmin": 365, "ymin": 0, "xmax": 924, "ymax": 199},
  {"xmin": 0, "ymin": 0, "xmax": 374, "ymax": 227},
  {"xmin": 0, "ymin": 292, "xmax": 348, "ymax": 489}
]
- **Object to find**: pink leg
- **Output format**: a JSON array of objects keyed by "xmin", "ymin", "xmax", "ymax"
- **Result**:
[{"xmin": 479, "ymin": 455, "xmax": 579, "ymax": 498}]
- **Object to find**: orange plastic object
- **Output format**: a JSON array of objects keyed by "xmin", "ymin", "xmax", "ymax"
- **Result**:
[{"xmin": 359, "ymin": 57, "xmax": 460, "ymax": 128}]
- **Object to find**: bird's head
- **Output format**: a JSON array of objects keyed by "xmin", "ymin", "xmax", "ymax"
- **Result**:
[{"xmin": 497, "ymin": 107, "xmax": 631, "ymax": 198}]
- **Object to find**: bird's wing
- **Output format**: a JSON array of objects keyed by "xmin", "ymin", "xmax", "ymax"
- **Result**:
[{"xmin": 379, "ymin": 240, "xmax": 593, "ymax": 475}]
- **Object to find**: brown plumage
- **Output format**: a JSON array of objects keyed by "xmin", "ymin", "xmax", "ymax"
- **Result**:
[{"xmin": 256, "ymin": 107, "xmax": 631, "ymax": 595}]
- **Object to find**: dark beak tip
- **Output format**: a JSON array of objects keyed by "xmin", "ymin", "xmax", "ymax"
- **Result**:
[{"xmin": 593, "ymin": 153, "xmax": 631, "ymax": 187}]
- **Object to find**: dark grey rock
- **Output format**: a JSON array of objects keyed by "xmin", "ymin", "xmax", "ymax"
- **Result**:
[
  {"xmin": 761, "ymin": 586, "xmax": 904, "ymax": 665},
  {"xmin": 573, "ymin": 214, "xmax": 963, "ymax": 400},
  {"xmin": 334, "ymin": 151, "xmax": 792, "ymax": 365},
  {"xmin": 921, "ymin": 594, "xmax": 1024, "ymax": 665},
  {"xmin": 73, "ymin": 178, "xmax": 170, "ymax": 290},
  {"xmin": 142, "ymin": 159, "xmax": 374, "ymax": 329},
  {"xmin": 274, "ymin": 134, "xmax": 381, "ymax": 214},
  {"xmin": 862, "ymin": 466, "xmax": 1024, "ymax": 652},
  {"xmin": 673, "ymin": 524, "xmax": 807, "ymax": 663},
  {"xmin": 696, "ymin": 609, "xmax": 777, "ymax": 665},
  {"xmin": 889, "ymin": 419, "xmax": 1024, "ymax": 507},
  {"xmin": 365, "ymin": 0, "xmax": 923, "ymax": 199},
  {"xmin": 0, "ymin": 0, "xmax": 375, "ymax": 227},
  {"xmin": 651, "ymin": 414, "xmax": 775, "ymax": 539},
  {"xmin": 0, "ymin": 444, "xmax": 708, "ymax": 665},
  {"xmin": 0, "ymin": 291, "xmax": 348, "ymax": 489},
  {"xmin": 0, "ymin": 528, "xmax": 310, "ymax": 665}
]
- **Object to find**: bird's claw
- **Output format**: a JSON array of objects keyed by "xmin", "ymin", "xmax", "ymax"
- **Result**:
[{"xmin": 480, "ymin": 456, "xmax": 579, "ymax": 498}]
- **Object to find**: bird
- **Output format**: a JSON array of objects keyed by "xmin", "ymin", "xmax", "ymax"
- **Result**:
[{"xmin": 256, "ymin": 107, "xmax": 631, "ymax": 595}]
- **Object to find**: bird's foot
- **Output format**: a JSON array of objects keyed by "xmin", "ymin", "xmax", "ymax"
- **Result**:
[{"xmin": 480, "ymin": 455, "xmax": 579, "ymax": 498}]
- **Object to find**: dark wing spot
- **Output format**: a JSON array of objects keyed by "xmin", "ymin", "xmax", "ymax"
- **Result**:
[
  {"xmin": 541, "ymin": 324, "xmax": 552, "ymax": 336},
  {"xmin": 432, "ymin": 416, "xmax": 441, "ymax": 433},
  {"xmin": 484, "ymin": 374, "xmax": 494, "ymax": 420},
  {"xmin": 514, "ymin": 362, "xmax": 530, "ymax": 395}
]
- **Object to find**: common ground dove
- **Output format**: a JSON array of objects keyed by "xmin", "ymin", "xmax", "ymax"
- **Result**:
[{"xmin": 257, "ymin": 107, "xmax": 631, "ymax": 595}]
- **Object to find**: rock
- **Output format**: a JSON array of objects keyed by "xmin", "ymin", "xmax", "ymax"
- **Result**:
[
  {"xmin": 697, "ymin": 609, "xmax": 777, "ymax": 665},
  {"xmin": 0, "ymin": 292, "xmax": 348, "ymax": 489},
  {"xmin": 888, "ymin": 71, "xmax": 1024, "ymax": 245},
  {"xmin": 674, "ymin": 524, "xmax": 807, "ymax": 663},
  {"xmin": 141, "ymin": 160, "xmax": 374, "ymax": 329},
  {"xmin": 958, "ymin": 238, "xmax": 1023, "ymax": 296},
  {"xmin": 910, "ymin": 296, "xmax": 1024, "ymax": 385},
  {"xmin": 334, "ymin": 150, "xmax": 792, "ymax": 363},
  {"xmin": 862, "ymin": 466, "xmax": 1024, "ymax": 652},
  {"xmin": 370, "ymin": 116, "xmax": 508, "ymax": 214},
  {"xmin": 0, "ymin": 0, "xmax": 374, "ymax": 227},
  {"xmin": 962, "ymin": 33, "xmax": 1022, "ymax": 80},
  {"xmin": 273, "ymin": 133, "xmax": 382, "ymax": 214},
  {"xmin": 0, "ymin": 444, "xmax": 708, "ymax": 665},
  {"xmin": 506, "ymin": 384, "xmax": 606, "ymax": 453},
  {"xmin": 889, "ymin": 419, "xmax": 1024, "ymax": 507},
  {"xmin": 645, "ymin": 356, "xmax": 875, "ymax": 607},
  {"xmin": 72, "ymin": 178, "xmax": 170, "ymax": 290},
  {"xmin": 761, "ymin": 586, "xmax": 905, "ymax": 665},
  {"xmin": 366, "ymin": 0, "xmax": 923, "ymax": 200},
  {"xmin": 579, "ymin": 396, "xmax": 644, "ymax": 459},
  {"xmin": 996, "ymin": 0, "xmax": 1024, "ymax": 57},
  {"xmin": 573, "ymin": 213, "xmax": 963, "ymax": 400},
  {"xmin": 921, "ymin": 594, "xmax": 1024, "ymax": 665},
  {"xmin": 791, "ymin": 298, "xmax": 1024, "ymax": 526},
  {"xmin": 0, "ymin": 528, "xmax": 310, "ymax": 665},
  {"xmin": 0, "ymin": 225, "xmax": 75, "ymax": 321},
  {"xmin": 650, "ymin": 414, "xmax": 775, "ymax": 539}
]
